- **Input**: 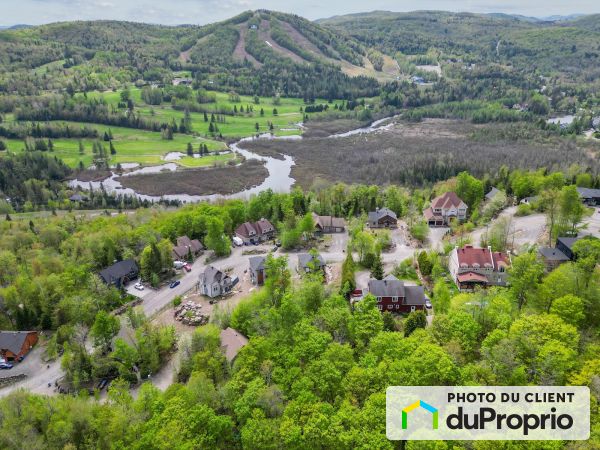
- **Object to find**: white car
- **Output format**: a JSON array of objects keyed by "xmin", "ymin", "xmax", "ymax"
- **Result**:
[{"xmin": 134, "ymin": 282, "xmax": 144, "ymax": 291}]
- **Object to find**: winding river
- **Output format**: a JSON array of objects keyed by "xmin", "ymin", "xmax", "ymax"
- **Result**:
[{"xmin": 69, "ymin": 116, "xmax": 396, "ymax": 203}]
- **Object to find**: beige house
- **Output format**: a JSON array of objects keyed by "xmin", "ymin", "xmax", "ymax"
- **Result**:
[{"xmin": 424, "ymin": 192, "xmax": 468, "ymax": 227}]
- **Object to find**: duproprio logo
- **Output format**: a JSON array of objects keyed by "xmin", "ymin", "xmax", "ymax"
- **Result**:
[{"xmin": 402, "ymin": 400, "xmax": 439, "ymax": 430}]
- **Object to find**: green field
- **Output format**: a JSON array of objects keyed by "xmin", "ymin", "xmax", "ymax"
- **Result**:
[
  {"xmin": 2, "ymin": 88, "xmax": 344, "ymax": 169},
  {"xmin": 3, "ymin": 123, "xmax": 230, "ymax": 168},
  {"xmin": 82, "ymin": 88, "xmax": 322, "ymax": 138}
]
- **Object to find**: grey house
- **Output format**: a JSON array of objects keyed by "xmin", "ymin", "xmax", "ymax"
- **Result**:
[
  {"xmin": 368, "ymin": 207, "xmax": 398, "ymax": 229},
  {"xmin": 249, "ymin": 256, "xmax": 267, "ymax": 285},
  {"xmin": 99, "ymin": 259, "xmax": 139, "ymax": 288},
  {"xmin": 577, "ymin": 187, "xmax": 600, "ymax": 206},
  {"xmin": 298, "ymin": 253, "xmax": 326, "ymax": 274},
  {"xmin": 199, "ymin": 266, "xmax": 234, "ymax": 298}
]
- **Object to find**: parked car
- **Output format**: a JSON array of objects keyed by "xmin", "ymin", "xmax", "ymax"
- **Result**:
[
  {"xmin": 97, "ymin": 378, "xmax": 109, "ymax": 390},
  {"xmin": 272, "ymin": 246, "xmax": 278, "ymax": 252},
  {"xmin": 0, "ymin": 363, "xmax": 13, "ymax": 370},
  {"xmin": 425, "ymin": 299, "xmax": 432, "ymax": 309},
  {"xmin": 183, "ymin": 263, "xmax": 192, "ymax": 272},
  {"xmin": 134, "ymin": 282, "xmax": 144, "ymax": 291},
  {"xmin": 173, "ymin": 261, "xmax": 186, "ymax": 269},
  {"xmin": 169, "ymin": 280, "xmax": 181, "ymax": 289}
]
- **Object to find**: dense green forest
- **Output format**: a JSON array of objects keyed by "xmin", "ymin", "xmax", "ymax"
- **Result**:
[{"xmin": 0, "ymin": 168, "xmax": 599, "ymax": 448}]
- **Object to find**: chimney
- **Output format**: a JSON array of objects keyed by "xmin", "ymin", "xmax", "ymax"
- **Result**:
[{"xmin": 487, "ymin": 246, "xmax": 494, "ymax": 270}]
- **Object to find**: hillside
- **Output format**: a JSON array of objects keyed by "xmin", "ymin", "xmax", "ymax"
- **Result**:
[
  {"xmin": 0, "ymin": 10, "xmax": 397, "ymax": 99},
  {"xmin": 319, "ymin": 11, "xmax": 600, "ymax": 83}
]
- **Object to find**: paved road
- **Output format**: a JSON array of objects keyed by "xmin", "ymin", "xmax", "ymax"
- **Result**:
[
  {"xmin": 0, "ymin": 345, "xmax": 62, "ymax": 398},
  {"xmin": 471, "ymin": 206, "xmax": 547, "ymax": 250}
]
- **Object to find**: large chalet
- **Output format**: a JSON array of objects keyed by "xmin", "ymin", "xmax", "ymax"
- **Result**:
[
  {"xmin": 448, "ymin": 245, "xmax": 510, "ymax": 291},
  {"xmin": 424, "ymin": 192, "xmax": 468, "ymax": 227}
]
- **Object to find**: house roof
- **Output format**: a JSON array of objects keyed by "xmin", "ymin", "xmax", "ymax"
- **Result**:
[
  {"xmin": 457, "ymin": 272, "xmax": 489, "ymax": 283},
  {"xmin": 200, "ymin": 266, "xmax": 230, "ymax": 285},
  {"xmin": 312, "ymin": 213, "xmax": 345, "ymax": 229},
  {"xmin": 368, "ymin": 207, "xmax": 397, "ymax": 222},
  {"xmin": 485, "ymin": 187, "xmax": 501, "ymax": 201},
  {"xmin": 556, "ymin": 236, "xmax": 581, "ymax": 251},
  {"xmin": 423, "ymin": 207, "xmax": 443, "ymax": 221},
  {"xmin": 456, "ymin": 246, "xmax": 509, "ymax": 271},
  {"xmin": 256, "ymin": 219, "xmax": 274, "ymax": 234},
  {"xmin": 368, "ymin": 274, "xmax": 405, "ymax": 297},
  {"xmin": 0, "ymin": 331, "xmax": 36, "ymax": 355},
  {"xmin": 538, "ymin": 247, "xmax": 570, "ymax": 261},
  {"xmin": 69, "ymin": 194, "xmax": 87, "ymax": 202},
  {"xmin": 236, "ymin": 222, "xmax": 258, "ymax": 238},
  {"xmin": 298, "ymin": 253, "xmax": 326, "ymax": 269},
  {"xmin": 176, "ymin": 236, "xmax": 203, "ymax": 253},
  {"xmin": 520, "ymin": 196, "xmax": 539, "ymax": 204},
  {"xmin": 99, "ymin": 259, "xmax": 138, "ymax": 284},
  {"xmin": 235, "ymin": 220, "xmax": 274, "ymax": 238},
  {"xmin": 220, "ymin": 327, "xmax": 248, "ymax": 362},
  {"xmin": 431, "ymin": 192, "xmax": 467, "ymax": 210},
  {"xmin": 577, "ymin": 187, "xmax": 600, "ymax": 199},
  {"xmin": 249, "ymin": 256, "xmax": 266, "ymax": 271},
  {"xmin": 404, "ymin": 285, "xmax": 427, "ymax": 306}
]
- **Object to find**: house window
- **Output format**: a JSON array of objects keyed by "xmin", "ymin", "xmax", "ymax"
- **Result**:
[
  {"xmin": 411, "ymin": 306, "xmax": 416, "ymax": 312},
  {"xmin": 388, "ymin": 305, "xmax": 393, "ymax": 310},
  {"xmin": 378, "ymin": 305, "xmax": 382, "ymax": 311},
  {"xmin": 392, "ymin": 296, "xmax": 398, "ymax": 302},
  {"xmin": 377, "ymin": 297, "xmax": 382, "ymax": 302},
  {"xmin": 395, "ymin": 304, "xmax": 400, "ymax": 309}
]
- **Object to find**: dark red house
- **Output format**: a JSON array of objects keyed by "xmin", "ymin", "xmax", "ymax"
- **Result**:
[{"xmin": 367, "ymin": 275, "xmax": 427, "ymax": 313}]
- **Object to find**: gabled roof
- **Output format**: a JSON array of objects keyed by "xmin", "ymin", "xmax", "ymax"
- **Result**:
[
  {"xmin": 431, "ymin": 192, "xmax": 467, "ymax": 210},
  {"xmin": 485, "ymin": 187, "xmax": 501, "ymax": 201},
  {"xmin": 404, "ymin": 285, "xmax": 427, "ymax": 306},
  {"xmin": 99, "ymin": 259, "xmax": 139, "ymax": 284},
  {"xmin": 456, "ymin": 246, "xmax": 509, "ymax": 271},
  {"xmin": 235, "ymin": 220, "xmax": 275, "ymax": 238},
  {"xmin": 312, "ymin": 213, "xmax": 345, "ymax": 229},
  {"xmin": 220, "ymin": 327, "xmax": 248, "ymax": 362},
  {"xmin": 255, "ymin": 219, "xmax": 274, "ymax": 234},
  {"xmin": 423, "ymin": 207, "xmax": 443, "ymax": 221},
  {"xmin": 368, "ymin": 207, "xmax": 397, "ymax": 222},
  {"xmin": 298, "ymin": 253, "xmax": 326, "ymax": 269},
  {"xmin": 577, "ymin": 187, "xmax": 600, "ymax": 199},
  {"xmin": 249, "ymin": 256, "xmax": 266, "ymax": 271},
  {"xmin": 200, "ymin": 266, "xmax": 230, "ymax": 285},
  {"xmin": 556, "ymin": 236, "xmax": 581, "ymax": 251},
  {"xmin": 235, "ymin": 222, "xmax": 258, "ymax": 238},
  {"xmin": 176, "ymin": 236, "xmax": 203, "ymax": 253},
  {"xmin": 538, "ymin": 247, "xmax": 570, "ymax": 261},
  {"xmin": 368, "ymin": 274, "xmax": 405, "ymax": 297},
  {"xmin": 0, "ymin": 331, "xmax": 36, "ymax": 355}
]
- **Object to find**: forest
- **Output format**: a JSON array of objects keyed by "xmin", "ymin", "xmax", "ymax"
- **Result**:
[{"xmin": 0, "ymin": 167, "xmax": 599, "ymax": 448}]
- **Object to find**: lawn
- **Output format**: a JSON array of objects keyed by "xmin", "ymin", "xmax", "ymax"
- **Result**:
[
  {"xmin": 2, "ymin": 87, "xmax": 347, "ymax": 169},
  {"xmin": 81, "ymin": 88, "xmax": 329, "ymax": 138},
  {"xmin": 3, "ymin": 123, "xmax": 229, "ymax": 168}
]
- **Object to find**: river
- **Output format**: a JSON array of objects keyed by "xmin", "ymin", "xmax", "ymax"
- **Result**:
[{"xmin": 69, "ymin": 116, "xmax": 396, "ymax": 203}]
